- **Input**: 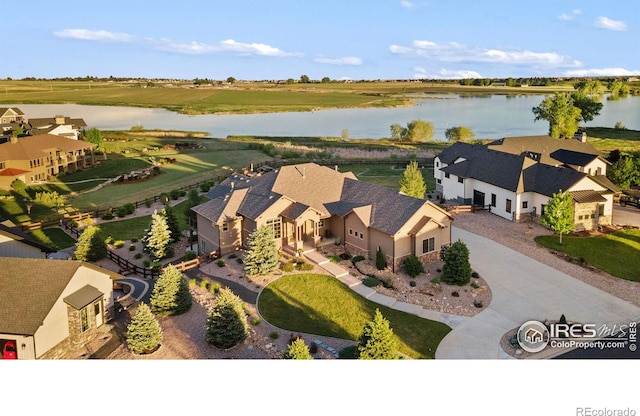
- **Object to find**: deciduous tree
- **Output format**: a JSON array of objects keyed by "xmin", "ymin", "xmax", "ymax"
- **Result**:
[
  {"xmin": 150, "ymin": 265, "xmax": 192, "ymax": 316},
  {"xmin": 358, "ymin": 309, "xmax": 398, "ymax": 360},
  {"xmin": 532, "ymin": 93, "xmax": 582, "ymax": 138},
  {"xmin": 405, "ymin": 119, "xmax": 434, "ymax": 142},
  {"xmin": 608, "ymin": 156, "xmax": 639, "ymax": 190},
  {"xmin": 445, "ymin": 126, "xmax": 476, "ymax": 142},
  {"xmin": 540, "ymin": 190, "xmax": 574, "ymax": 244},
  {"xmin": 399, "ymin": 161, "xmax": 426, "ymax": 199},
  {"xmin": 126, "ymin": 302, "xmax": 163, "ymax": 355},
  {"xmin": 205, "ymin": 287, "xmax": 248, "ymax": 349},
  {"xmin": 244, "ymin": 225, "xmax": 279, "ymax": 276}
]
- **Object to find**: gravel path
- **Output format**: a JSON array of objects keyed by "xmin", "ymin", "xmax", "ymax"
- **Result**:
[{"xmin": 452, "ymin": 211, "xmax": 640, "ymax": 308}]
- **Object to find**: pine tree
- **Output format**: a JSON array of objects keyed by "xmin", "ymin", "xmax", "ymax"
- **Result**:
[
  {"xmin": 74, "ymin": 225, "xmax": 107, "ymax": 262},
  {"xmin": 375, "ymin": 246, "xmax": 387, "ymax": 270},
  {"xmin": 358, "ymin": 309, "xmax": 398, "ymax": 360},
  {"xmin": 399, "ymin": 161, "xmax": 427, "ymax": 199},
  {"xmin": 243, "ymin": 225, "xmax": 279, "ymax": 277},
  {"xmin": 161, "ymin": 204, "xmax": 181, "ymax": 243},
  {"xmin": 150, "ymin": 265, "xmax": 192, "ymax": 316},
  {"xmin": 205, "ymin": 287, "xmax": 248, "ymax": 349},
  {"xmin": 441, "ymin": 240, "xmax": 472, "ymax": 286},
  {"xmin": 283, "ymin": 338, "xmax": 313, "ymax": 359},
  {"xmin": 143, "ymin": 210, "xmax": 172, "ymax": 260},
  {"xmin": 126, "ymin": 302, "xmax": 163, "ymax": 355},
  {"xmin": 540, "ymin": 190, "xmax": 574, "ymax": 244}
]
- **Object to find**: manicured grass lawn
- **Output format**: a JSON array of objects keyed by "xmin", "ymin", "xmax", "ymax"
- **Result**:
[
  {"xmin": 340, "ymin": 163, "xmax": 435, "ymax": 191},
  {"xmin": 535, "ymin": 229, "xmax": 640, "ymax": 282},
  {"xmin": 586, "ymin": 127, "xmax": 640, "ymax": 153},
  {"xmin": 258, "ymin": 273, "xmax": 452, "ymax": 359},
  {"xmin": 28, "ymin": 227, "xmax": 76, "ymax": 251}
]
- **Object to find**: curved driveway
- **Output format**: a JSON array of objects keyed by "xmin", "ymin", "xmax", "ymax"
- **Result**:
[{"xmin": 435, "ymin": 227, "xmax": 640, "ymax": 359}]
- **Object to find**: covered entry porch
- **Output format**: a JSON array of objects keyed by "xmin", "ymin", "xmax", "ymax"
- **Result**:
[{"xmin": 280, "ymin": 203, "xmax": 325, "ymax": 253}]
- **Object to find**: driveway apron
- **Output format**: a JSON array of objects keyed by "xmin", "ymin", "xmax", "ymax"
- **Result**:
[{"xmin": 435, "ymin": 227, "xmax": 640, "ymax": 359}]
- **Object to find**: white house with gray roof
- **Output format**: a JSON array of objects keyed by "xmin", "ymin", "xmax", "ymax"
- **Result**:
[{"xmin": 434, "ymin": 135, "xmax": 619, "ymax": 230}]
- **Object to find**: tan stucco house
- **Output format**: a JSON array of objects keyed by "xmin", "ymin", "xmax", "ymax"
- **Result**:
[
  {"xmin": 0, "ymin": 257, "xmax": 119, "ymax": 359},
  {"xmin": 0, "ymin": 220, "xmax": 53, "ymax": 258},
  {"xmin": 27, "ymin": 115, "xmax": 87, "ymax": 140},
  {"xmin": 192, "ymin": 163, "xmax": 453, "ymax": 271},
  {"xmin": 434, "ymin": 135, "xmax": 620, "ymax": 230},
  {"xmin": 0, "ymin": 133, "xmax": 95, "ymax": 188}
]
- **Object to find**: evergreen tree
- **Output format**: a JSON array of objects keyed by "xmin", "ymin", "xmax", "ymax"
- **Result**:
[
  {"xmin": 375, "ymin": 246, "xmax": 387, "ymax": 270},
  {"xmin": 540, "ymin": 190, "xmax": 574, "ymax": 244},
  {"xmin": 126, "ymin": 302, "xmax": 163, "ymax": 354},
  {"xmin": 143, "ymin": 210, "xmax": 172, "ymax": 260},
  {"xmin": 243, "ymin": 225, "xmax": 279, "ymax": 277},
  {"xmin": 205, "ymin": 287, "xmax": 248, "ymax": 349},
  {"xmin": 358, "ymin": 309, "xmax": 398, "ymax": 360},
  {"xmin": 399, "ymin": 161, "xmax": 427, "ymax": 199},
  {"xmin": 441, "ymin": 240, "xmax": 472, "ymax": 286},
  {"xmin": 150, "ymin": 265, "xmax": 192, "ymax": 316},
  {"xmin": 74, "ymin": 225, "xmax": 107, "ymax": 262},
  {"xmin": 283, "ymin": 338, "xmax": 313, "ymax": 359},
  {"xmin": 161, "ymin": 204, "xmax": 181, "ymax": 243}
]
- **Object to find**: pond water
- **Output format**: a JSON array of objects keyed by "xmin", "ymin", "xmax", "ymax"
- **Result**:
[{"xmin": 4, "ymin": 94, "xmax": 639, "ymax": 140}]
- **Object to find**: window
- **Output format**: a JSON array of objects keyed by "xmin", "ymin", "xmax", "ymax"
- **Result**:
[
  {"xmin": 266, "ymin": 217, "xmax": 282, "ymax": 239},
  {"xmin": 422, "ymin": 237, "xmax": 435, "ymax": 254},
  {"xmin": 522, "ymin": 201, "xmax": 528, "ymax": 209},
  {"xmin": 436, "ymin": 179, "xmax": 441, "ymax": 184},
  {"xmin": 506, "ymin": 199, "xmax": 512, "ymax": 213},
  {"xmin": 590, "ymin": 214, "xmax": 595, "ymax": 219},
  {"xmin": 436, "ymin": 161, "xmax": 440, "ymax": 168},
  {"xmin": 458, "ymin": 177, "xmax": 464, "ymax": 183},
  {"xmin": 444, "ymin": 172, "xmax": 450, "ymax": 179},
  {"xmin": 541, "ymin": 204, "xmax": 546, "ymax": 215},
  {"xmin": 201, "ymin": 240, "xmax": 206, "ymax": 253},
  {"xmin": 349, "ymin": 229, "xmax": 353, "ymax": 235},
  {"xmin": 598, "ymin": 204, "xmax": 605, "ymax": 216},
  {"xmin": 80, "ymin": 307, "xmax": 89, "ymax": 333},
  {"xmin": 491, "ymin": 194, "xmax": 496, "ymax": 207},
  {"xmin": 222, "ymin": 222, "xmax": 229, "ymax": 232},
  {"xmin": 359, "ymin": 232, "xmax": 364, "ymax": 239},
  {"xmin": 318, "ymin": 219, "xmax": 324, "ymax": 228}
]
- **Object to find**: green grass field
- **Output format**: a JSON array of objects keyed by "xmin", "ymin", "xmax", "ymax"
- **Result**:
[
  {"xmin": 0, "ymin": 79, "xmax": 572, "ymax": 115},
  {"xmin": 535, "ymin": 229, "xmax": 640, "ymax": 282},
  {"xmin": 339, "ymin": 162, "xmax": 435, "ymax": 191},
  {"xmin": 258, "ymin": 273, "xmax": 451, "ymax": 359},
  {"xmin": 585, "ymin": 127, "xmax": 640, "ymax": 153},
  {"xmin": 27, "ymin": 227, "xmax": 76, "ymax": 251}
]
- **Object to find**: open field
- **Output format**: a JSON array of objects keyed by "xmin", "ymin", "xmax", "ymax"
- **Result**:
[
  {"xmin": 585, "ymin": 127, "xmax": 640, "ymax": 153},
  {"xmin": 27, "ymin": 227, "xmax": 76, "ymax": 251},
  {"xmin": 339, "ymin": 163, "xmax": 435, "ymax": 191},
  {"xmin": 258, "ymin": 273, "xmax": 451, "ymax": 359},
  {"xmin": 0, "ymin": 79, "xmax": 573, "ymax": 115},
  {"xmin": 534, "ymin": 229, "xmax": 640, "ymax": 282}
]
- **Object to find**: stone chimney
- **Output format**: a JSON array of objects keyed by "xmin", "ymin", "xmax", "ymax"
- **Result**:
[
  {"xmin": 574, "ymin": 131, "xmax": 587, "ymax": 143},
  {"xmin": 55, "ymin": 115, "xmax": 66, "ymax": 125}
]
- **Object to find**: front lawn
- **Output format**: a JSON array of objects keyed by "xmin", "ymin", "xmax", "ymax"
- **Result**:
[
  {"xmin": 535, "ymin": 229, "xmax": 640, "ymax": 282},
  {"xmin": 258, "ymin": 273, "xmax": 451, "ymax": 359},
  {"xmin": 339, "ymin": 163, "xmax": 435, "ymax": 192}
]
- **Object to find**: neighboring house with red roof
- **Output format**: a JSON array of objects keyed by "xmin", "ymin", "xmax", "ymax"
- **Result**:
[
  {"xmin": 434, "ymin": 135, "xmax": 619, "ymax": 230},
  {"xmin": 0, "ymin": 134, "xmax": 95, "ymax": 188},
  {"xmin": 0, "ymin": 257, "xmax": 118, "ymax": 359},
  {"xmin": 192, "ymin": 163, "xmax": 453, "ymax": 271}
]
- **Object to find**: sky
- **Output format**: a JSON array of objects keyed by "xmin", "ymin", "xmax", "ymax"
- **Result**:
[{"xmin": 5, "ymin": 0, "xmax": 639, "ymax": 80}]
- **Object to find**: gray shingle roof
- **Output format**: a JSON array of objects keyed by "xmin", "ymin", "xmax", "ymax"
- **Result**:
[
  {"xmin": 549, "ymin": 149, "xmax": 598, "ymax": 167},
  {"xmin": 521, "ymin": 163, "xmax": 587, "ymax": 197},
  {"xmin": 63, "ymin": 284, "xmax": 103, "ymax": 310},
  {"xmin": 487, "ymin": 135, "xmax": 602, "ymax": 166},
  {"xmin": 571, "ymin": 190, "xmax": 607, "ymax": 203}
]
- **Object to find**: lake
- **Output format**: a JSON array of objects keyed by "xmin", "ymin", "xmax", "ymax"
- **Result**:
[{"xmin": 3, "ymin": 94, "xmax": 639, "ymax": 140}]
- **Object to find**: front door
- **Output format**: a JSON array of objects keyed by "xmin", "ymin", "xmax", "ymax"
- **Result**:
[
  {"xmin": 473, "ymin": 190, "xmax": 485, "ymax": 206},
  {"xmin": 94, "ymin": 300, "xmax": 103, "ymax": 327}
]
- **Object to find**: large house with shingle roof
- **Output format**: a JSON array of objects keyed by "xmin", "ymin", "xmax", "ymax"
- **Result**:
[
  {"xmin": 0, "ymin": 220, "xmax": 53, "ymax": 258},
  {"xmin": 434, "ymin": 135, "xmax": 619, "ymax": 230},
  {"xmin": 0, "ymin": 257, "xmax": 118, "ymax": 359},
  {"xmin": 0, "ymin": 133, "xmax": 95, "ymax": 188},
  {"xmin": 27, "ymin": 115, "xmax": 87, "ymax": 140},
  {"xmin": 192, "ymin": 163, "xmax": 453, "ymax": 271}
]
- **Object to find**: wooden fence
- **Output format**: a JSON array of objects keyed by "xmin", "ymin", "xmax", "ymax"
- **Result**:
[{"xmin": 446, "ymin": 204, "xmax": 491, "ymax": 214}]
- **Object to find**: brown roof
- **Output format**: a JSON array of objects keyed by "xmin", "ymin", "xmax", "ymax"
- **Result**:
[
  {"xmin": 0, "ymin": 258, "xmax": 119, "ymax": 335},
  {"xmin": 0, "ymin": 167, "xmax": 30, "ymax": 176},
  {"xmin": 0, "ymin": 107, "xmax": 25, "ymax": 117},
  {"xmin": 488, "ymin": 135, "xmax": 602, "ymax": 166},
  {"xmin": 0, "ymin": 134, "xmax": 94, "ymax": 162},
  {"xmin": 28, "ymin": 117, "xmax": 87, "ymax": 129},
  {"xmin": 570, "ymin": 190, "xmax": 607, "ymax": 203}
]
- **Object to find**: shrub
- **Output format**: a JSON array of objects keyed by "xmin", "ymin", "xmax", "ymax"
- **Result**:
[
  {"xmin": 123, "ymin": 203, "xmax": 136, "ymax": 215},
  {"xmin": 189, "ymin": 279, "xmax": 197, "ymax": 287},
  {"xmin": 296, "ymin": 262, "xmax": 314, "ymax": 271},
  {"xmin": 113, "ymin": 240, "xmax": 125, "ymax": 249},
  {"xmin": 216, "ymin": 258, "xmax": 226, "ymax": 267},
  {"xmin": 131, "ymin": 237, "xmax": 138, "ymax": 243},
  {"xmin": 403, "ymin": 254, "xmax": 425, "ymax": 278},
  {"xmin": 283, "ymin": 338, "xmax": 313, "ymax": 359},
  {"xmin": 185, "ymin": 250, "xmax": 197, "ymax": 260},
  {"xmin": 251, "ymin": 317, "xmax": 261, "ymax": 326},
  {"xmin": 329, "ymin": 255, "xmax": 341, "ymax": 263},
  {"xmin": 382, "ymin": 278, "xmax": 394, "ymax": 289},
  {"xmin": 200, "ymin": 280, "xmax": 209, "ymax": 290},
  {"xmin": 236, "ymin": 258, "xmax": 243, "ymax": 264},
  {"xmin": 409, "ymin": 280, "xmax": 417, "ymax": 287},
  {"xmin": 170, "ymin": 189, "xmax": 181, "ymax": 200},
  {"xmin": 101, "ymin": 212, "xmax": 114, "ymax": 220},
  {"xmin": 151, "ymin": 260, "xmax": 162, "ymax": 270},
  {"xmin": 269, "ymin": 332, "xmax": 279, "ymax": 340},
  {"xmin": 129, "ymin": 245, "xmax": 136, "ymax": 251},
  {"xmin": 309, "ymin": 342, "xmax": 318, "ymax": 354},
  {"xmin": 430, "ymin": 276, "xmax": 441, "ymax": 284},
  {"xmin": 115, "ymin": 206, "xmax": 128, "ymax": 218},
  {"xmin": 200, "ymin": 182, "xmax": 211, "ymax": 193},
  {"xmin": 352, "ymin": 255, "xmax": 365, "ymax": 263},
  {"xmin": 143, "ymin": 259, "xmax": 151, "ymax": 268},
  {"xmin": 228, "ymin": 253, "xmax": 237, "ymax": 259},
  {"xmin": 375, "ymin": 247, "xmax": 387, "ymax": 270},
  {"xmin": 451, "ymin": 291, "xmax": 459, "ymax": 297},
  {"xmin": 471, "ymin": 271, "xmax": 479, "ymax": 278},
  {"xmin": 473, "ymin": 300, "xmax": 483, "ymax": 308},
  {"xmin": 339, "ymin": 253, "xmax": 352, "ymax": 260},
  {"xmin": 210, "ymin": 283, "xmax": 221, "ymax": 294},
  {"xmin": 338, "ymin": 345, "xmax": 359, "ymax": 359},
  {"xmin": 441, "ymin": 240, "xmax": 472, "ymax": 286},
  {"xmin": 134, "ymin": 253, "xmax": 143, "ymax": 259},
  {"xmin": 470, "ymin": 282, "xmax": 479, "ymax": 289},
  {"xmin": 362, "ymin": 277, "xmax": 381, "ymax": 287},
  {"xmin": 144, "ymin": 199, "xmax": 152, "ymax": 208},
  {"xmin": 10, "ymin": 178, "xmax": 26, "ymax": 193},
  {"xmin": 280, "ymin": 262, "xmax": 294, "ymax": 272}
]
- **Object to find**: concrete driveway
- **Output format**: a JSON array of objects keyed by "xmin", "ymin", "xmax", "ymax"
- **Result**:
[
  {"xmin": 612, "ymin": 204, "xmax": 640, "ymax": 227},
  {"xmin": 435, "ymin": 227, "xmax": 640, "ymax": 359}
]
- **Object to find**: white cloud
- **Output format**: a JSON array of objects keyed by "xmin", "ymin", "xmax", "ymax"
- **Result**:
[
  {"xmin": 413, "ymin": 67, "xmax": 482, "ymax": 79},
  {"xmin": 573, "ymin": 9, "xmax": 582, "ymax": 15},
  {"xmin": 314, "ymin": 56, "xmax": 362, "ymax": 65},
  {"xmin": 54, "ymin": 28, "xmax": 301, "ymax": 58},
  {"xmin": 400, "ymin": 1, "xmax": 415, "ymax": 9},
  {"xmin": 53, "ymin": 29, "xmax": 134, "ymax": 42},
  {"xmin": 558, "ymin": 9, "xmax": 582, "ymax": 21},
  {"xmin": 594, "ymin": 16, "xmax": 627, "ymax": 31},
  {"xmin": 565, "ymin": 67, "xmax": 640, "ymax": 77},
  {"xmin": 390, "ymin": 40, "xmax": 576, "ymax": 67}
]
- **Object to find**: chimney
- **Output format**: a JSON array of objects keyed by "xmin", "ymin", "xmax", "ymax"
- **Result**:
[
  {"xmin": 574, "ymin": 131, "xmax": 587, "ymax": 143},
  {"xmin": 302, "ymin": 167, "xmax": 306, "ymax": 179},
  {"xmin": 335, "ymin": 165, "xmax": 338, "ymax": 171},
  {"xmin": 55, "ymin": 115, "xmax": 65, "ymax": 125},
  {"xmin": 230, "ymin": 182, "xmax": 235, "ymax": 190}
]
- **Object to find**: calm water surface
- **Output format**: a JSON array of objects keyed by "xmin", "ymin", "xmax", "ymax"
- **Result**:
[{"xmin": 4, "ymin": 94, "xmax": 639, "ymax": 140}]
